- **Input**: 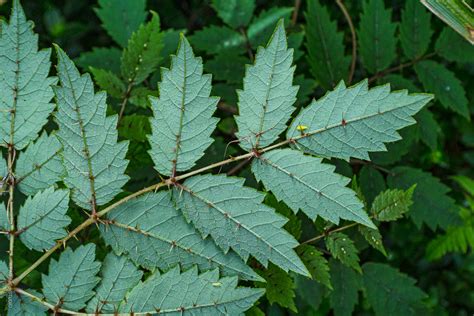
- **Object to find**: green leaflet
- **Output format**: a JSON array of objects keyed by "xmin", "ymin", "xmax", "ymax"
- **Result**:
[
  {"xmin": 416, "ymin": 108, "xmax": 440, "ymax": 150},
  {"xmin": 358, "ymin": 0, "xmax": 398, "ymax": 73},
  {"xmin": 252, "ymin": 149, "xmax": 374, "ymax": 227},
  {"xmin": 148, "ymin": 35, "xmax": 218, "ymax": 176},
  {"xmin": 298, "ymin": 245, "xmax": 332, "ymax": 289},
  {"xmin": 436, "ymin": 27, "xmax": 474, "ymax": 63},
  {"xmin": 257, "ymin": 264, "xmax": 297, "ymax": 312},
  {"xmin": 90, "ymin": 67, "xmax": 126, "ymax": 99},
  {"xmin": 86, "ymin": 253, "xmax": 143, "ymax": 313},
  {"xmin": 287, "ymin": 80, "xmax": 433, "ymax": 161},
  {"xmin": 400, "ymin": 0, "xmax": 433, "ymax": 59},
  {"xmin": 54, "ymin": 46, "xmax": 129, "ymax": 210},
  {"xmin": 329, "ymin": 259, "xmax": 361, "ymax": 316},
  {"xmin": 177, "ymin": 174, "xmax": 310, "ymax": 276},
  {"xmin": 426, "ymin": 217, "xmax": 474, "ymax": 260},
  {"xmin": 95, "ymin": 0, "xmax": 147, "ymax": 47},
  {"xmin": 17, "ymin": 187, "xmax": 70, "ymax": 251},
  {"xmin": 326, "ymin": 232, "xmax": 361, "ymax": 273},
  {"xmin": 100, "ymin": 192, "xmax": 261, "ymax": 281},
  {"xmin": 415, "ymin": 60, "xmax": 469, "ymax": 119},
  {"xmin": 371, "ymin": 187, "xmax": 415, "ymax": 222},
  {"xmin": 0, "ymin": 0, "xmax": 57, "ymax": 150},
  {"xmin": 119, "ymin": 267, "xmax": 264, "ymax": 314},
  {"xmin": 305, "ymin": 0, "xmax": 350, "ymax": 90},
  {"xmin": 212, "ymin": 0, "xmax": 255, "ymax": 28},
  {"xmin": 121, "ymin": 13, "xmax": 164, "ymax": 85},
  {"xmin": 388, "ymin": 167, "xmax": 459, "ymax": 230},
  {"xmin": 236, "ymin": 21, "xmax": 298, "ymax": 151},
  {"xmin": 15, "ymin": 132, "xmax": 64, "ymax": 196},
  {"xmin": 190, "ymin": 26, "xmax": 245, "ymax": 55},
  {"xmin": 358, "ymin": 226, "xmax": 387, "ymax": 256},
  {"xmin": 247, "ymin": 7, "xmax": 293, "ymax": 48},
  {"xmin": 76, "ymin": 47, "xmax": 122, "ymax": 74},
  {"xmin": 42, "ymin": 244, "xmax": 101, "ymax": 311},
  {"xmin": 363, "ymin": 263, "xmax": 427, "ymax": 316},
  {"xmin": 9, "ymin": 290, "xmax": 47, "ymax": 316}
]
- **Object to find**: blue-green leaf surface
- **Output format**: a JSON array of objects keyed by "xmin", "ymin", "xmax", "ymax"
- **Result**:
[
  {"xmin": 15, "ymin": 132, "xmax": 64, "ymax": 196},
  {"xmin": 119, "ymin": 267, "xmax": 264, "ymax": 315},
  {"xmin": 149, "ymin": 35, "xmax": 218, "ymax": 177},
  {"xmin": 54, "ymin": 47, "xmax": 129, "ymax": 210},
  {"xmin": 17, "ymin": 187, "xmax": 70, "ymax": 251},
  {"xmin": 177, "ymin": 174, "xmax": 310, "ymax": 276},
  {"xmin": 0, "ymin": 0, "xmax": 57, "ymax": 150},
  {"xmin": 100, "ymin": 192, "xmax": 261, "ymax": 281},
  {"xmin": 236, "ymin": 21, "xmax": 298, "ymax": 151},
  {"xmin": 42, "ymin": 244, "xmax": 101, "ymax": 311},
  {"xmin": 9, "ymin": 290, "xmax": 47, "ymax": 316},
  {"xmin": 252, "ymin": 149, "xmax": 374, "ymax": 227},
  {"xmin": 287, "ymin": 80, "xmax": 433, "ymax": 161},
  {"xmin": 86, "ymin": 253, "xmax": 143, "ymax": 314}
]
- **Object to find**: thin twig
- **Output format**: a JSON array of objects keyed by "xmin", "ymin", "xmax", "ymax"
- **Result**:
[
  {"xmin": 227, "ymin": 158, "xmax": 252, "ymax": 176},
  {"xmin": 350, "ymin": 158, "xmax": 393, "ymax": 175},
  {"xmin": 336, "ymin": 0, "xmax": 357, "ymax": 84},
  {"xmin": 7, "ymin": 145, "xmax": 16, "ymax": 281},
  {"xmin": 240, "ymin": 27, "xmax": 254, "ymax": 61},
  {"xmin": 291, "ymin": 0, "xmax": 302, "ymax": 26},
  {"xmin": 117, "ymin": 83, "xmax": 133, "ymax": 126},
  {"xmin": 301, "ymin": 222, "xmax": 359, "ymax": 245},
  {"xmin": 14, "ymin": 288, "xmax": 85, "ymax": 315},
  {"xmin": 368, "ymin": 52, "xmax": 436, "ymax": 84}
]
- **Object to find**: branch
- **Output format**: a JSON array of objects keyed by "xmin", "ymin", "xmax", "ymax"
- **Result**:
[
  {"xmin": 117, "ymin": 83, "xmax": 133, "ymax": 126},
  {"xmin": 300, "ymin": 222, "xmax": 359, "ymax": 245},
  {"xmin": 14, "ymin": 288, "xmax": 84, "ymax": 315},
  {"xmin": 291, "ymin": 0, "xmax": 302, "ymax": 26},
  {"xmin": 7, "ymin": 144, "xmax": 16, "ymax": 281},
  {"xmin": 335, "ymin": 0, "xmax": 357, "ymax": 84},
  {"xmin": 368, "ymin": 52, "xmax": 436, "ymax": 83},
  {"xmin": 12, "ymin": 120, "xmax": 385, "ymax": 286},
  {"xmin": 240, "ymin": 27, "xmax": 254, "ymax": 61}
]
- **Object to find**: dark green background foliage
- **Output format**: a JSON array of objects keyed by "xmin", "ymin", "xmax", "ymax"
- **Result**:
[{"xmin": 0, "ymin": 0, "xmax": 473, "ymax": 314}]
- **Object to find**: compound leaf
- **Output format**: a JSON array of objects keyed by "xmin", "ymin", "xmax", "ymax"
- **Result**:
[
  {"xmin": 15, "ymin": 132, "xmax": 64, "ymax": 196},
  {"xmin": 54, "ymin": 46, "xmax": 129, "ymax": 211},
  {"xmin": 287, "ymin": 80, "xmax": 433, "ymax": 161},
  {"xmin": 42, "ymin": 244, "xmax": 101, "ymax": 311},
  {"xmin": 119, "ymin": 267, "xmax": 264, "ymax": 314},
  {"xmin": 177, "ymin": 174, "xmax": 310, "ymax": 276},
  {"xmin": 358, "ymin": 0, "xmax": 398, "ymax": 73},
  {"xmin": 17, "ymin": 187, "xmax": 70, "ymax": 251},
  {"xmin": 363, "ymin": 262, "xmax": 427, "ymax": 316},
  {"xmin": 121, "ymin": 12, "xmax": 164, "ymax": 85},
  {"xmin": 388, "ymin": 167, "xmax": 459, "ymax": 230},
  {"xmin": 415, "ymin": 60, "xmax": 469, "ymax": 119},
  {"xmin": 212, "ymin": 0, "xmax": 255, "ymax": 28},
  {"xmin": 149, "ymin": 35, "xmax": 218, "ymax": 177},
  {"xmin": 236, "ymin": 21, "xmax": 298, "ymax": 151},
  {"xmin": 400, "ymin": 0, "xmax": 433, "ymax": 59},
  {"xmin": 305, "ymin": 0, "xmax": 350, "ymax": 90},
  {"xmin": 100, "ymin": 192, "xmax": 261, "ymax": 282},
  {"xmin": 252, "ymin": 149, "xmax": 373, "ymax": 227},
  {"xmin": 86, "ymin": 253, "xmax": 143, "ymax": 314},
  {"xmin": 0, "ymin": 0, "xmax": 57, "ymax": 150},
  {"xmin": 95, "ymin": 0, "xmax": 147, "ymax": 47}
]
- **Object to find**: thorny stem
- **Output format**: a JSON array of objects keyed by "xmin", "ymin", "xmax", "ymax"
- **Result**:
[
  {"xmin": 368, "ymin": 52, "xmax": 436, "ymax": 83},
  {"xmin": 336, "ymin": 0, "xmax": 357, "ymax": 84}
]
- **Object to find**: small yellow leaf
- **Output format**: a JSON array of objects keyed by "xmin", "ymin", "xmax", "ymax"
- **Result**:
[{"xmin": 296, "ymin": 125, "xmax": 308, "ymax": 131}]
